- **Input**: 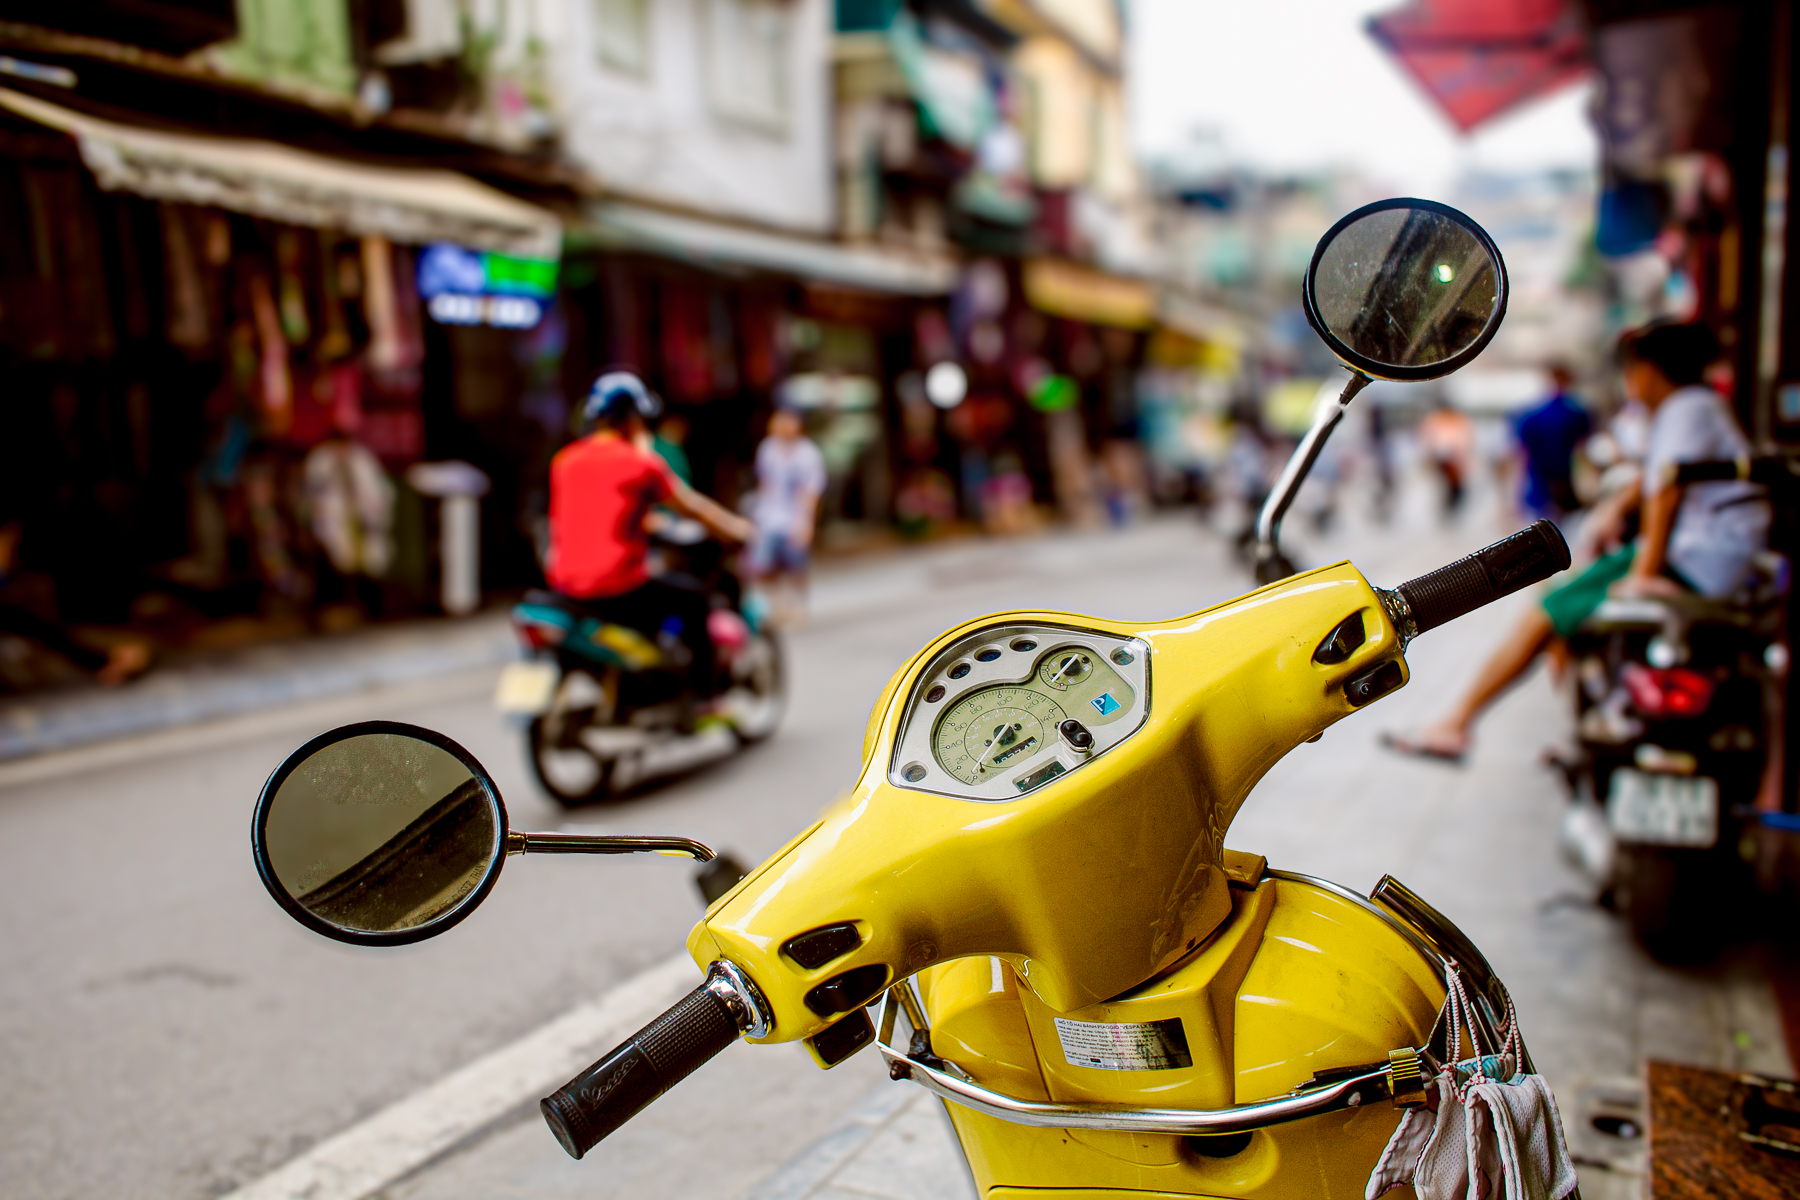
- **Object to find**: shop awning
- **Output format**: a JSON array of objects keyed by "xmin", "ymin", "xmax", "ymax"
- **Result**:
[
  {"xmin": 0, "ymin": 87, "xmax": 561, "ymax": 258},
  {"xmin": 585, "ymin": 200, "xmax": 958, "ymax": 295},
  {"xmin": 1366, "ymin": 0, "xmax": 1589, "ymax": 133},
  {"xmin": 1156, "ymin": 291, "xmax": 1247, "ymax": 347},
  {"xmin": 1022, "ymin": 257, "xmax": 1155, "ymax": 328}
]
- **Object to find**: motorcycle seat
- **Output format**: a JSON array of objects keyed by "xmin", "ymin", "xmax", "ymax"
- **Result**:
[
  {"xmin": 1580, "ymin": 593, "xmax": 1765, "ymax": 633},
  {"xmin": 511, "ymin": 597, "xmax": 665, "ymax": 672}
]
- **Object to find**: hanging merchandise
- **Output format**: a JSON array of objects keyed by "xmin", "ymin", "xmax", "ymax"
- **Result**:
[
  {"xmin": 316, "ymin": 234, "xmax": 354, "ymax": 360},
  {"xmin": 738, "ymin": 293, "xmax": 779, "ymax": 390},
  {"xmin": 159, "ymin": 202, "xmax": 212, "ymax": 353},
  {"xmin": 242, "ymin": 458, "xmax": 306, "ymax": 602},
  {"xmin": 202, "ymin": 210, "xmax": 231, "ymax": 266},
  {"xmin": 18, "ymin": 162, "xmax": 116, "ymax": 361},
  {"xmin": 326, "ymin": 362, "xmax": 363, "ymax": 433},
  {"xmin": 361, "ymin": 234, "xmax": 405, "ymax": 372},
  {"xmin": 707, "ymin": 291, "xmax": 738, "ymax": 394},
  {"xmin": 286, "ymin": 368, "xmax": 340, "ymax": 446},
  {"xmin": 110, "ymin": 197, "xmax": 154, "ymax": 342},
  {"xmin": 659, "ymin": 279, "xmax": 714, "ymax": 402},
  {"xmin": 248, "ymin": 270, "xmax": 293, "ymax": 436},
  {"xmin": 275, "ymin": 227, "xmax": 313, "ymax": 345},
  {"xmin": 303, "ymin": 438, "xmax": 396, "ymax": 578},
  {"xmin": 359, "ymin": 236, "xmax": 424, "ymax": 467},
  {"xmin": 389, "ymin": 241, "xmax": 426, "ymax": 370}
]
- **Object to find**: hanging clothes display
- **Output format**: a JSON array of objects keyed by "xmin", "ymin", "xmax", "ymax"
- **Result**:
[
  {"xmin": 274, "ymin": 227, "xmax": 312, "ymax": 346},
  {"xmin": 160, "ymin": 202, "xmax": 212, "ymax": 353},
  {"xmin": 361, "ymin": 233, "xmax": 405, "ymax": 372},
  {"xmin": 15, "ymin": 162, "xmax": 115, "ymax": 361},
  {"xmin": 247, "ymin": 269, "xmax": 293, "ymax": 436},
  {"xmin": 659, "ymin": 278, "xmax": 714, "ymax": 401},
  {"xmin": 315, "ymin": 233, "xmax": 354, "ymax": 361},
  {"xmin": 358, "ymin": 234, "xmax": 424, "ymax": 466}
]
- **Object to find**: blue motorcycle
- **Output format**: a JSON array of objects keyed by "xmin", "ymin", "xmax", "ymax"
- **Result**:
[{"xmin": 495, "ymin": 519, "xmax": 784, "ymax": 804}]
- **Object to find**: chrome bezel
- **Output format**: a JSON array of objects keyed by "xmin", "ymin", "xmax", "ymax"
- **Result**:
[{"xmin": 886, "ymin": 622, "xmax": 1150, "ymax": 802}]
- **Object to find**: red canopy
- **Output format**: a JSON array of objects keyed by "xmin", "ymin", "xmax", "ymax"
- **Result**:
[{"xmin": 1367, "ymin": 0, "xmax": 1590, "ymax": 133}]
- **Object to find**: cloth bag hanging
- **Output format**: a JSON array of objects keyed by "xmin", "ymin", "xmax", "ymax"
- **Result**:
[{"xmin": 1366, "ymin": 964, "xmax": 1578, "ymax": 1200}]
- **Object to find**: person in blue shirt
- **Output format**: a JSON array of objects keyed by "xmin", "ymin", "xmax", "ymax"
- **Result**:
[{"xmin": 1511, "ymin": 365, "xmax": 1591, "ymax": 522}]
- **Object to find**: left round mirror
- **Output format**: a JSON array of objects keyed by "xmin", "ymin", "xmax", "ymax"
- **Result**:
[
  {"xmin": 252, "ymin": 722, "xmax": 508, "ymax": 946},
  {"xmin": 1304, "ymin": 197, "xmax": 1507, "ymax": 381}
]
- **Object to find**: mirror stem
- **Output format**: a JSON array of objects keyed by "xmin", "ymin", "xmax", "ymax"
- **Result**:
[
  {"xmin": 505, "ymin": 832, "xmax": 716, "ymax": 861},
  {"xmin": 1253, "ymin": 370, "xmax": 1371, "ymax": 584}
]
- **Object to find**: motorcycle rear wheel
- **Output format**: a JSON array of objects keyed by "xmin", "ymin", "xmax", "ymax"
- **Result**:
[
  {"xmin": 528, "ymin": 714, "xmax": 616, "ymax": 806},
  {"xmin": 726, "ymin": 630, "xmax": 785, "ymax": 743}
]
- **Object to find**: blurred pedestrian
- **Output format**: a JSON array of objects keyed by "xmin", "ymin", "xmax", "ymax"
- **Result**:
[
  {"xmin": 1382, "ymin": 323, "xmax": 1765, "ymax": 763},
  {"xmin": 651, "ymin": 412, "xmax": 693, "ymax": 485},
  {"xmin": 1367, "ymin": 403, "xmax": 1396, "ymax": 523},
  {"xmin": 1510, "ymin": 364, "xmax": 1591, "ymax": 522},
  {"xmin": 1225, "ymin": 402, "xmax": 1274, "ymax": 557},
  {"xmin": 1418, "ymin": 400, "xmax": 1474, "ymax": 519},
  {"xmin": 302, "ymin": 432, "xmax": 394, "ymax": 626},
  {"xmin": 0, "ymin": 516, "xmax": 149, "ymax": 686},
  {"xmin": 748, "ymin": 406, "xmax": 827, "ymax": 628}
]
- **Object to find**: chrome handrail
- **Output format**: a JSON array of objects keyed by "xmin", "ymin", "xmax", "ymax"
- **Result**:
[
  {"xmin": 875, "ymin": 998, "xmax": 1413, "ymax": 1135},
  {"xmin": 874, "ymin": 869, "xmax": 1530, "ymax": 1133}
]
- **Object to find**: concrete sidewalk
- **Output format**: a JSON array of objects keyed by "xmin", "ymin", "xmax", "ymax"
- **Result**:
[{"xmin": 0, "ymin": 519, "xmax": 1199, "ymax": 762}]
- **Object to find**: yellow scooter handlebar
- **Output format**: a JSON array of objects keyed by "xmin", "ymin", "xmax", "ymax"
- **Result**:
[{"xmin": 541, "ymin": 523, "xmax": 1569, "ymax": 1157}]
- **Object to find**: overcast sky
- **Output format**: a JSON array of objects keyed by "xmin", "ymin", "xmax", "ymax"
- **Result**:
[{"xmin": 1127, "ymin": 0, "xmax": 1598, "ymax": 197}]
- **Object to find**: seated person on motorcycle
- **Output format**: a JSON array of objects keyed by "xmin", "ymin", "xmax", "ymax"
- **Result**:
[
  {"xmin": 1385, "ymin": 321, "xmax": 1769, "ymax": 763},
  {"xmin": 545, "ymin": 372, "xmax": 754, "ymax": 701}
]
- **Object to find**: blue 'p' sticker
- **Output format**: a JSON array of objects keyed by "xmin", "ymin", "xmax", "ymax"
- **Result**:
[{"xmin": 1091, "ymin": 692, "xmax": 1121, "ymax": 717}]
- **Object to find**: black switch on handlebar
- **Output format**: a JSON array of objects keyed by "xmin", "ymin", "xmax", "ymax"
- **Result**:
[
  {"xmin": 1344, "ymin": 660, "xmax": 1404, "ymax": 708},
  {"xmin": 1314, "ymin": 612, "xmax": 1367, "ymax": 665}
]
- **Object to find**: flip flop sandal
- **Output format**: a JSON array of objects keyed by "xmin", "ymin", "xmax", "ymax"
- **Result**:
[{"xmin": 1380, "ymin": 731, "xmax": 1467, "ymax": 767}]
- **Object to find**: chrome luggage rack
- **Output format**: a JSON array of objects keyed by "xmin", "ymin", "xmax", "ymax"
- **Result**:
[{"xmin": 873, "ymin": 870, "xmax": 1527, "ymax": 1137}]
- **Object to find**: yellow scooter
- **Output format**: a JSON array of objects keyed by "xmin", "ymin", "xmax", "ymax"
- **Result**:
[{"xmin": 250, "ymin": 199, "xmax": 1573, "ymax": 1198}]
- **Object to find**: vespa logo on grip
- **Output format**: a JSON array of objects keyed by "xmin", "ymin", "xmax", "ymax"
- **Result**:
[{"xmin": 577, "ymin": 1054, "xmax": 639, "ymax": 1110}]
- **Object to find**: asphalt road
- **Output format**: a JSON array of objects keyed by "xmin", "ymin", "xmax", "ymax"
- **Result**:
[{"xmin": 2, "ymin": 488, "xmax": 1790, "ymax": 1200}]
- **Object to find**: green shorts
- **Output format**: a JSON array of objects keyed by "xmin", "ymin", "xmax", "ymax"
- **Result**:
[{"xmin": 1540, "ymin": 546, "xmax": 1634, "ymax": 638}]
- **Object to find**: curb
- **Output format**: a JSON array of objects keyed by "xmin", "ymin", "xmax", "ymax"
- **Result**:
[{"xmin": 0, "ymin": 613, "xmax": 515, "ymax": 762}]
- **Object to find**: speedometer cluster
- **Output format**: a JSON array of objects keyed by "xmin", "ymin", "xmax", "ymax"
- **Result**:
[{"xmin": 888, "ymin": 623, "xmax": 1149, "ymax": 801}]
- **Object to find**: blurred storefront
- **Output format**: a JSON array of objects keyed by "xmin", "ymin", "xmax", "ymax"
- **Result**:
[
  {"xmin": 0, "ymin": 0, "xmax": 1223, "ymax": 670},
  {"xmin": 0, "ymin": 81, "xmax": 568, "ymax": 656}
]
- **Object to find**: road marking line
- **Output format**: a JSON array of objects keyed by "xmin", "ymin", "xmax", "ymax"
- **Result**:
[{"xmin": 221, "ymin": 953, "xmax": 699, "ymax": 1200}]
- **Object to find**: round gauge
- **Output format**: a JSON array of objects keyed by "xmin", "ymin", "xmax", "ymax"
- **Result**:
[
  {"xmin": 933, "ymin": 685, "xmax": 1067, "ymax": 786},
  {"xmin": 1037, "ymin": 649, "xmax": 1093, "ymax": 691}
]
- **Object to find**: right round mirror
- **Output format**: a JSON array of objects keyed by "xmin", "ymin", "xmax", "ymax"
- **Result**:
[
  {"xmin": 1304, "ymin": 198, "xmax": 1507, "ymax": 381},
  {"xmin": 252, "ymin": 722, "xmax": 507, "ymax": 946}
]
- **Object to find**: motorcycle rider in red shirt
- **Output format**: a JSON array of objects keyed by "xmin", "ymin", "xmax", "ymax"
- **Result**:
[{"xmin": 545, "ymin": 372, "xmax": 753, "ymax": 704}]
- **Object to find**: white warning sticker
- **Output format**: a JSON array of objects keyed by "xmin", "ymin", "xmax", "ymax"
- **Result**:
[{"xmin": 1053, "ymin": 1017, "xmax": 1192, "ymax": 1071}]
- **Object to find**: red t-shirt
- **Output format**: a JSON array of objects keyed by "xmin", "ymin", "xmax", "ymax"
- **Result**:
[{"xmin": 545, "ymin": 434, "xmax": 677, "ymax": 598}]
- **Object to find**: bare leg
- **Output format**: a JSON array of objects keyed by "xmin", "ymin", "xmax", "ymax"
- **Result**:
[{"xmin": 1400, "ymin": 606, "xmax": 1556, "ymax": 757}]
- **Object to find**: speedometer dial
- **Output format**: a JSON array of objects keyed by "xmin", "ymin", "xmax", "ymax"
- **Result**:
[{"xmin": 933, "ymin": 686, "xmax": 1067, "ymax": 785}]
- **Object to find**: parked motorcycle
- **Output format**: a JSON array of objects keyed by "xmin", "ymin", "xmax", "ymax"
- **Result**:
[
  {"xmin": 495, "ymin": 515, "xmax": 784, "ymax": 804},
  {"xmin": 1556, "ymin": 457, "xmax": 1788, "ymax": 959},
  {"xmin": 251, "ymin": 200, "xmax": 1578, "ymax": 1197}
]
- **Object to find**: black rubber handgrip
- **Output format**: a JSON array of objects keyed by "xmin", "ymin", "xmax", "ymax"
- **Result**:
[
  {"xmin": 1395, "ymin": 520, "xmax": 1571, "ymax": 637},
  {"xmin": 541, "ymin": 981, "xmax": 740, "ymax": 1159}
]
